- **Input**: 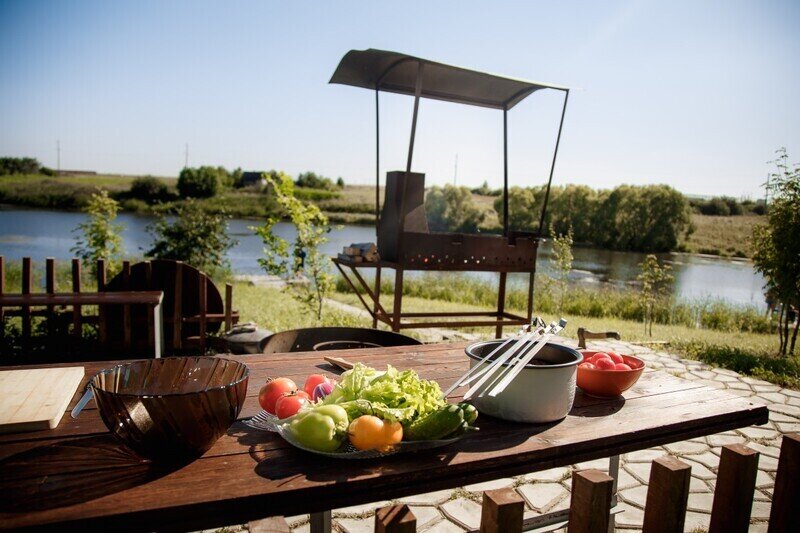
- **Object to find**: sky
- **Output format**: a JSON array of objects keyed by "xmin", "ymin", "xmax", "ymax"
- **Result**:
[{"xmin": 1, "ymin": 0, "xmax": 798, "ymax": 198}]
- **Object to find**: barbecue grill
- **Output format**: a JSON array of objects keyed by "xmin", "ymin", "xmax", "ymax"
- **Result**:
[{"xmin": 330, "ymin": 49, "xmax": 569, "ymax": 337}]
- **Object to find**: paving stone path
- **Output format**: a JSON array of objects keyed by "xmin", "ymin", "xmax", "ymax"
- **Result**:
[{"xmin": 245, "ymin": 337, "xmax": 799, "ymax": 533}]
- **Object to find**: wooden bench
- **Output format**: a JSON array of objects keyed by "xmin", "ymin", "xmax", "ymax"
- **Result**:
[{"xmin": 251, "ymin": 433, "xmax": 800, "ymax": 533}]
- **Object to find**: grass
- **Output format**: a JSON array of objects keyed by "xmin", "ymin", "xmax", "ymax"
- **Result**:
[
  {"xmin": 335, "ymin": 273, "xmax": 773, "ymax": 335},
  {"xmin": 683, "ymin": 214, "xmax": 762, "ymax": 258},
  {"xmin": 327, "ymin": 289, "xmax": 797, "ymax": 389}
]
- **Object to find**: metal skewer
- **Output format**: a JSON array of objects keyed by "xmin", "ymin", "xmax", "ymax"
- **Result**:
[
  {"xmin": 485, "ymin": 318, "xmax": 567, "ymax": 398},
  {"xmin": 462, "ymin": 325, "xmax": 545, "ymax": 401}
]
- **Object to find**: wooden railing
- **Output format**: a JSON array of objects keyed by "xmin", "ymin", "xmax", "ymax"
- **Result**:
[{"xmin": 250, "ymin": 433, "xmax": 799, "ymax": 533}]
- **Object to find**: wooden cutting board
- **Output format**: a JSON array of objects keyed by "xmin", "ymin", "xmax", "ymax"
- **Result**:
[{"xmin": 0, "ymin": 367, "xmax": 85, "ymax": 434}]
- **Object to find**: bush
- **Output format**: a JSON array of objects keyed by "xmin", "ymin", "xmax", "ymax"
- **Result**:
[
  {"xmin": 296, "ymin": 171, "xmax": 337, "ymax": 191},
  {"xmin": 145, "ymin": 200, "xmax": 236, "ymax": 275},
  {"xmin": 40, "ymin": 166, "xmax": 56, "ymax": 176},
  {"xmin": 71, "ymin": 189, "xmax": 124, "ymax": 275},
  {"xmin": 129, "ymin": 176, "xmax": 170, "ymax": 202},
  {"xmin": 0, "ymin": 157, "xmax": 42, "ymax": 175},
  {"xmin": 177, "ymin": 167, "xmax": 221, "ymax": 198},
  {"xmin": 426, "ymin": 185, "xmax": 486, "ymax": 232}
]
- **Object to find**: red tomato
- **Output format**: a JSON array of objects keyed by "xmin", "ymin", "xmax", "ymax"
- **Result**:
[
  {"xmin": 595, "ymin": 358, "xmax": 616, "ymax": 370},
  {"xmin": 259, "ymin": 378, "xmax": 297, "ymax": 414},
  {"xmin": 614, "ymin": 363, "xmax": 632, "ymax": 371},
  {"xmin": 304, "ymin": 374, "xmax": 332, "ymax": 396},
  {"xmin": 606, "ymin": 352, "xmax": 624, "ymax": 364},
  {"xmin": 275, "ymin": 391, "xmax": 310, "ymax": 419},
  {"xmin": 579, "ymin": 362, "xmax": 596, "ymax": 370},
  {"xmin": 590, "ymin": 352, "xmax": 610, "ymax": 362}
]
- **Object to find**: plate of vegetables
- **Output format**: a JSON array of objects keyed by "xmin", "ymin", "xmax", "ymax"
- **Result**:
[{"xmin": 245, "ymin": 363, "xmax": 478, "ymax": 458}]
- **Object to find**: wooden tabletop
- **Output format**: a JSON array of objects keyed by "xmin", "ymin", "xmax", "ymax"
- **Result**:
[{"xmin": 0, "ymin": 343, "xmax": 768, "ymax": 532}]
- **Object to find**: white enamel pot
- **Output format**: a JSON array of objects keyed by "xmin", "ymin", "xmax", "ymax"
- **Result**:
[{"xmin": 465, "ymin": 341, "xmax": 583, "ymax": 423}]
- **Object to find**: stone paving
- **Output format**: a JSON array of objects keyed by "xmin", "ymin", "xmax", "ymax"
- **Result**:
[{"xmin": 260, "ymin": 337, "xmax": 799, "ymax": 533}]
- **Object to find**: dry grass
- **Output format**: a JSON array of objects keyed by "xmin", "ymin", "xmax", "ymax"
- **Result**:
[{"xmin": 684, "ymin": 214, "xmax": 763, "ymax": 258}]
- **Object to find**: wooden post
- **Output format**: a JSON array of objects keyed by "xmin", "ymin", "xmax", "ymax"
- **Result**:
[
  {"xmin": 768, "ymin": 433, "xmax": 800, "ymax": 532},
  {"xmin": 495, "ymin": 271, "xmax": 507, "ymax": 339},
  {"xmin": 122, "ymin": 261, "xmax": 132, "ymax": 353},
  {"xmin": 198, "ymin": 275, "xmax": 207, "ymax": 353},
  {"xmin": 225, "ymin": 283, "xmax": 233, "ymax": 332},
  {"xmin": 375, "ymin": 504, "xmax": 416, "ymax": 533},
  {"xmin": 0, "ymin": 256, "xmax": 5, "ymax": 344},
  {"xmin": 172, "ymin": 262, "xmax": 183, "ymax": 353},
  {"xmin": 71, "ymin": 259, "xmax": 82, "ymax": 338},
  {"xmin": 709, "ymin": 444, "xmax": 759, "ymax": 533},
  {"xmin": 97, "ymin": 258, "xmax": 107, "ymax": 345},
  {"xmin": 21, "ymin": 257, "xmax": 32, "ymax": 349},
  {"xmin": 480, "ymin": 488, "xmax": 524, "ymax": 533},
  {"xmin": 45, "ymin": 257, "xmax": 55, "ymax": 342},
  {"xmin": 248, "ymin": 516, "xmax": 291, "ymax": 533},
  {"xmin": 567, "ymin": 469, "xmax": 614, "ymax": 533},
  {"xmin": 642, "ymin": 455, "xmax": 691, "ymax": 533}
]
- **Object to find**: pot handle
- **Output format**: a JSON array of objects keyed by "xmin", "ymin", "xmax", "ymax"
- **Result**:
[{"xmin": 70, "ymin": 385, "xmax": 94, "ymax": 419}]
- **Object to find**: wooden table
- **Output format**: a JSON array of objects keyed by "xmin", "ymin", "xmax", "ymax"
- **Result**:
[
  {"xmin": 0, "ymin": 291, "xmax": 164, "ymax": 358},
  {"xmin": 0, "ymin": 343, "xmax": 768, "ymax": 532}
]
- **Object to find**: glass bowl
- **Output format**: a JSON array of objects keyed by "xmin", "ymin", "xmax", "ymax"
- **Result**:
[{"xmin": 90, "ymin": 356, "xmax": 249, "ymax": 462}]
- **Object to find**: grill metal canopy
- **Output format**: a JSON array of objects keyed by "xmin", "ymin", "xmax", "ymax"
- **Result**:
[{"xmin": 330, "ymin": 48, "xmax": 567, "ymax": 110}]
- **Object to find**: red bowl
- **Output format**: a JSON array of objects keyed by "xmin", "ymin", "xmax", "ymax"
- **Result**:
[{"xmin": 577, "ymin": 350, "xmax": 645, "ymax": 398}]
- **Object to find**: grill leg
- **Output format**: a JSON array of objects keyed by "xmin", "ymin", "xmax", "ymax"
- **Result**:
[
  {"xmin": 309, "ymin": 510, "xmax": 331, "ymax": 533},
  {"xmin": 392, "ymin": 269, "xmax": 403, "ymax": 332},
  {"xmin": 496, "ymin": 272, "xmax": 507, "ymax": 339},
  {"xmin": 373, "ymin": 267, "xmax": 381, "ymax": 329}
]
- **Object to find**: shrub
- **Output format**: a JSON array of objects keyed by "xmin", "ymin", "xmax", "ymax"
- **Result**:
[
  {"xmin": 145, "ymin": 200, "xmax": 236, "ymax": 275},
  {"xmin": 40, "ymin": 166, "xmax": 56, "ymax": 176},
  {"xmin": 129, "ymin": 176, "xmax": 170, "ymax": 202},
  {"xmin": 295, "ymin": 171, "xmax": 337, "ymax": 191},
  {"xmin": 426, "ymin": 184, "xmax": 486, "ymax": 232},
  {"xmin": 336, "ymin": 177, "xmax": 345, "ymax": 188},
  {"xmin": 0, "ymin": 157, "xmax": 41, "ymax": 175},
  {"xmin": 177, "ymin": 166, "xmax": 223, "ymax": 198},
  {"xmin": 71, "ymin": 189, "xmax": 124, "ymax": 275}
]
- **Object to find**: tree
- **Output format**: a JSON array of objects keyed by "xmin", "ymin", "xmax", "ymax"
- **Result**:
[
  {"xmin": 752, "ymin": 148, "xmax": 800, "ymax": 355},
  {"xmin": 145, "ymin": 200, "xmax": 236, "ymax": 275},
  {"xmin": 550, "ymin": 225, "xmax": 574, "ymax": 315},
  {"xmin": 129, "ymin": 176, "xmax": 170, "ymax": 202},
  {"xmin": 251, "ymin": 173, "xmax": 334, "ymax": 320},
  {"xmin": 71, "ymin": 189, "xmax": 124, "ymax": 275},
  {"xmin": 426, "ymin": 184, "xmax": 486, "ymax": 232},
  {"xmin": 493, "ymin": 186, "xmax": 543, "ymax": 232},
  {"xmin": 295, "ymin": 171, "xmax": 336, "ymax": 190},
  {"xmin": 177, "ymin": 166, "xmax": 223, "ymax": 198},
  {"xmin": 0, "ymin": 157, "xmax": 41, "ymax": 175},
  {"xmin": 637, "ymin": 254, "xmax": 673, "ymax": 337}
]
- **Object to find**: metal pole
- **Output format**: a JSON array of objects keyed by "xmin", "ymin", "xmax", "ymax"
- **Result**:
[
  {"xmin": 503, "ymin": 109, "xmax": 509, "ymax": 236},
  {"xmin": 538, "ymin": 89, "xmax": 569, "ymax": 235},
  {"xmin": 405, "ymin": 62, "xmax": 424, "ymax": 174},
  {"xmin": 375, "ymin": 88, "xmax": 380, "ymax": 235}
]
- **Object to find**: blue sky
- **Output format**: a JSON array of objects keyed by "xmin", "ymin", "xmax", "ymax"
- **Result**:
[{"xmin": 1, "ymin": 0, "xmax": 798, "ymax": 198}]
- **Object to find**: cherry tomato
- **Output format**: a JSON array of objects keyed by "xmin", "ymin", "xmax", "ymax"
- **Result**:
[
  {"xmin": 275, "ymin": 391, "xmax": 310, "ymax": 419},
  {"xmin": 579, "ymin": 362, "xmax": 596, "ymax": 370},
  {"xmin": 259, "ymin": 377, "xmax": 297, "ymax": 414},
  {"xmin": 614, "ymin": 363, "xmax": 632, "ymax": 371},
  {"xmin": 606, "ymin": 352, "xmax": 624, "ymax": 364},
  {"xmin": 595, "ymin": 358, "xmax": 616, "ymax": 370},
  {"xmin": 304, "ymin": 374, "xmax": 332, "ymax": 396}
]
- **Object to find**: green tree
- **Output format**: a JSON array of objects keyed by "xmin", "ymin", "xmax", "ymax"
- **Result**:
[
  {"xmin": 426, "ymin": 184, "xmax": 486, "ymax": 232},
  {"xmin": 296, "ymin": 171, "xmax": 336, "ymax": 190},
  {"xmin": 493, "ymin": 186, "xmax": 543, "ymax": 232},
  {"xmin": 752, "ymin": 148, "xmax": 800, "ymax": 355},
  {"xmin": 177, "ymin": 166, "xmax": 224, "ymax": 198},
  {"xmin": 71, "ymin": 189, "xmax": 124, "ymax": 275},
  {"xmin": 129, "ymin": 176, "xmax": 170, "ymax": 202},
  {"xmin": 145, "ymin": 200, "xmax": 236, "ymax": 275},
  {"xmin": 637, "ymin": 254, "xmax": 673, "ymax": 336},
  {"xmin": 251, "ymin": 173, "xmax": 334, "ymax": 320},
  {"xmin": 550, "ymin": 225, "xmax": 574, "ymax": 315}
]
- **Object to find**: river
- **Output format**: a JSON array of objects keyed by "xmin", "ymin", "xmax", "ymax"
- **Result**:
[{"xmin": 0, "ymin": 207, "xmax": 767, "ymax": 309}]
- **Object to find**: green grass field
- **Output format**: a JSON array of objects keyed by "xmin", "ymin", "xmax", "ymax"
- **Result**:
[{"xmin": 682, "ymin": 214, "xmax": 762, "ymax": 257}]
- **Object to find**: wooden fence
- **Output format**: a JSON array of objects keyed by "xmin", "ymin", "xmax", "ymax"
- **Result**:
[{"xmin": 251, "ymin": 433, "xmax": 799, "ymax": 533}]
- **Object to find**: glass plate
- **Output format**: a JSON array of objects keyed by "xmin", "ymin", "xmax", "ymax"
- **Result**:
[{"xmin": 244, "ymin": 410, "xmax": 466, "ymax": 459}]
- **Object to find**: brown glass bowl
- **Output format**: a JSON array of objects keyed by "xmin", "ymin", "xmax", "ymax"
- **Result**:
[{"xmin": 90, "ymin": 357, "xmax": 249, "ymax": 462}]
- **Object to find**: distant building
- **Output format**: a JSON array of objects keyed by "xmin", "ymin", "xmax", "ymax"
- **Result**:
[{"xmin": 240, "ymin": 171, "xmax": 267, "ymax": 188}]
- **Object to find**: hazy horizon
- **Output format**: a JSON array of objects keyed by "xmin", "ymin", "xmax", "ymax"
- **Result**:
[{"xmin": 2, "ymin": 0, "xmax": 798, "ymax": 199}]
